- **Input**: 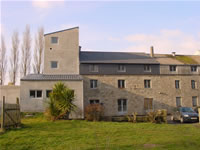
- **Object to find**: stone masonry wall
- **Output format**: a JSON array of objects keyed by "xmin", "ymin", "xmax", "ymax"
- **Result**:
[{"xmin": 83, "ymin": 75, "xmax": 200, "ymax": 116}]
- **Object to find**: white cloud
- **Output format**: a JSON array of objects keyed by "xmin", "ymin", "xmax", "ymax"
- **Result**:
[
  {"xmin": 32, "ymin": 0, "xmax": 64, "ymax": 9},
  {"xmin": 123, "ymin": 29, "xmax": 200, "ymax": 54}
]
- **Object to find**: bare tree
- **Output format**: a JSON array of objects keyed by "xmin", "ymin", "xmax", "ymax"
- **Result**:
[
  {"xmin": 0, "ymin": 35, "xmax": 7, "ymax": 85},
  {"xmin": 10, "ymin": 31, "xmax": 19, "ymax": 85},
  {"xmin": 33, "ymin": 27, "xmax": 44, "ymax": 74},
  {"xmin": 21, "ymin": 25, "xmax": 31, "ymax": 77}
]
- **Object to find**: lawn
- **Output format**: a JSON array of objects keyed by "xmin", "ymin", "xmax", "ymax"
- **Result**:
[{"xmin": 0, "ymin": 115, "xmax": 200, "ymax": 150}]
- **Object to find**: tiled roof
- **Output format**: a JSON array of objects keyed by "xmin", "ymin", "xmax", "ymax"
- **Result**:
[
  {"xmin": 80, "ymin": 51, "xmax": 159, "ymax": 64},
  {"xmin": 21, "ymin": 74, "xmax": 83, "ymax": 81}
]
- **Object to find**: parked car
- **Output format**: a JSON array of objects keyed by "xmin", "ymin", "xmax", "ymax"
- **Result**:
[{"xmin": 172, "ymin": 107, "xmax": 199, "ymax": 123}]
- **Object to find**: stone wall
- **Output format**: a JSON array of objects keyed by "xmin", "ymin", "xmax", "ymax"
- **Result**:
[
  {"xmin": 20, "ymin": 80, "xmax": 84, "ymax": 119},
  {"xmin": 83, "ymin": 75, "xmax": 200, "ymax": 116}
]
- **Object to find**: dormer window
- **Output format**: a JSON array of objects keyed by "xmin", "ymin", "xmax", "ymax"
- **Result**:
[
  {"xmin": 144, "ymin": 65, "xmax": 151, "ymax": 72},
  {"xmin": 170, "ymin": 65, "xmax": 177, "ymax": 72},
  {"xmin": 191, "ymin": 66, "xmax": 197, "ymax": 72},
  {"xmin": 118, "ymin": 65, "xmax": 126, "ymax": 72},
  {"xmin": 51, "ymin": 37, "xmax": 58, "ymax": 44}
]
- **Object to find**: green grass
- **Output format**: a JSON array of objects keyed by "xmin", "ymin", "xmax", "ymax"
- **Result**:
[
  {"xmin": 0, "ymin": 115, "xmax": 200, "ymax": 150},
  {"xmin": 166, "ymin": 55, "xmax": 199, "ymax": 64}
]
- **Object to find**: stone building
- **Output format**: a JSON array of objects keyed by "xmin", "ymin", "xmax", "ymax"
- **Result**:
[{"xmin": 20, "ymin": 27, "xmax": 200, "ymax": 118}]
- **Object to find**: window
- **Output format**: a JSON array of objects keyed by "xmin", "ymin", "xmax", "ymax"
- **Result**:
[
  {"xmin": 118, "ymin": 65, "xmax": 126, "ymax": 72},
  {"xmin": 51, "ymin": 61, "xmax": 58, "ymax": 68},
  {"xmin": 144, "ymin": 80, "xmax": 151, "ymax": 88},
  {"xmin": 118, "ymin": 99, "xmax": 127, "ymax": 112},
  {"xmin": 192, "ymin": 96, "xmax": 198, "ymax": 107},
  {"xmin": 118, "ymin": 80, "xmax": 125, "ymax": 88},
  {"xmin": 175, "ymin": 80, "xmax": 180, "ymax": 89},
  {"xmin": 46, "ymin": 90, "xmax": 52, "ymax": 98},
  {"xmin": 191, "ymin": 66, "xmax": 197, "ymax": 72},
  {"xmin": 176, "ymin": 97, "xmax": 182, "ymax": 107},
  {"xmin": 170, "ymin": 65, "xmax": 177, "ymax": 72},
  {"xmin": 89, "ymin": 100, "xmax": 100, "ymax": 104},
  {"xmin": 90, "ymin": 80, "xmax": 98, "ymax": 89},
  {"xmin": 89, "ymin": 64, "xmax": 98, "ymax": 72},
  {"xmin": 144, "ymin": 65, "xmax": 151, "ymax": 72},
  {"xmin": 30, "ymin": 90, "xmax": 42, "ymax": 98},
  {"xmin": 191, "ymin": 80, "xmax": 196, "ymax": 89},
  {"xmin": 51, "ymin": 37, "xmax": 58, "ymax": 44},
  {"xmin": 144, "ymin": 98, "xmax": 153, "ymax": 110}
]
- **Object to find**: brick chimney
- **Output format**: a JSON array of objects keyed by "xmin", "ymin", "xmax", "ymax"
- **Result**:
[{"xmin": 150, "ymin": 46, "xmax": 154, "ymax": 57}]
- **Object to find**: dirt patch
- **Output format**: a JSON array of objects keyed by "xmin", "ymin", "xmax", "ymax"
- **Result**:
[
  {"xmin": 143, "ymin": 144, "xmax": 157, "ymax": 148},
  {"xmin": 194, "ymin": 124, "xmax": 200, "ymax": 128}
]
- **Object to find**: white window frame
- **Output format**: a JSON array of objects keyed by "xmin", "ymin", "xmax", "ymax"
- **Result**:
[
  {"xmin": 144, "ymin": 80, "xmax": 151, "ymax": 88},
  {"xmin": 30, "ymin": 90, "xmax": 43, "ymax": 99},
  {"xmin": 191, "ymin": 66, "xmax": 197, "ymax": 72},
  {"xmin": 144, "ymin": 65, "xmax": 151, "ymax": 72},
  {"xmin": 90, "ymin": 80, "xmax": 98, "ymax": 89},
  {"xmin": 118, "ymin": 80, "xmax": 125, "ymax": 88},
  {"xmin": 118, "ymin": 99, "xmax": 127, "ymax": 114},
  {"xmin": 118, "ymin": 65, "xmax": 126, "ymax": 72},
  {"xmin": 175, "ymin": 80, "xmax": 180, "ymax": 89},
  {"xmin": 170, "ymin": 65, "xmax": 177, "ymax": 72}
]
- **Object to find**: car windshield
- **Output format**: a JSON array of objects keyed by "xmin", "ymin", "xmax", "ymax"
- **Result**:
[{"xmin": 180, "ymin": 107, "xmax": 195, "ymax": 113}]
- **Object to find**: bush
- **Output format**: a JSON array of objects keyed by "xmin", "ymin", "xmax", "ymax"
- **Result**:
[
  {"xmin": 45, "ymin": 82, "xmax": 76, "ymax": 121},
  {"xmin": 85, "ymin": 104, "xmax": 104, "ymax": 121},
  {"xmin": 127, "ymin": 112, "xmax": 137, "ymax": 123},
  {"xmin": 147, "ymin": 109, "xmax": 167, "ymax": 123}
]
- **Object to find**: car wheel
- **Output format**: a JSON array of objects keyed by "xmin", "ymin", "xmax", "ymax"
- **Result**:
[{"xmin": 180, "ymin": 117, "xmax": 184, "ymax": 123}]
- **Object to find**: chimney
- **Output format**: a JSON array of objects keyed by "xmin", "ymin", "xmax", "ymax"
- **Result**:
[
  {"xmin": 150, "ymin": 46, "xmax": 154, "ymax": 57},
  {"xmin": 172, "ymin": 52, "xmax": 176, "ymax": 57},
  {"xmin": 79, "ymin": 46, "xmax": 82, "ymax": 52}
]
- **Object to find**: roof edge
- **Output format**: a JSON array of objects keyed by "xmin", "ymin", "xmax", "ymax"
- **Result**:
[{"xmin": 44, "ymin": 27, "xmax": 79, "ymax": 36}]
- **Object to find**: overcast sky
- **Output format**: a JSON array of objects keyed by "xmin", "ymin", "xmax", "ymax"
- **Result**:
[{"xmin": 1, "ymin": 0, "xmax": 200, "ymax": 55}]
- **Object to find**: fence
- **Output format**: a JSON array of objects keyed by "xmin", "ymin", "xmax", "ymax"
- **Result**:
[{"xmin": 1, "ymin": 96, "xmax": 21, "ymax": 131}]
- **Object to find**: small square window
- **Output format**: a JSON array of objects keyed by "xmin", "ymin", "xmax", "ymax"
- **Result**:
[
  {"xmin": 30, "ymin": 90, "xmax": 35, "ymax": 98},
  {"xmin": 118, "ymin": 65, "xmax": 126, "ymax": 72},
  {"xmin": 90, "ymin": 80, "xmax": 98, "ymax": 89},
  {"xmin": 191, "ymin": 66, "xmax": 197, "ymax": 72},
  {"xmin": 144, "ymin": 65, "xmax": 151, "ymax": 72},
  {"xmin": 170, "ymin": 65, "xmax": 177, "ymax": 72},
  {"xmin": 51, "ymin": 37, "xmax": 58, "ymax": 44},
  {"xmin": 118, "ymin": 80, "xmax": 125, "ymax": 88},
  {"xmin": 51, "ymin": 61, "xmax": 58, "ymax": 68},
  {"xmin": 144, "ymin": 80, "xmax": 151, "ymax": 88}
]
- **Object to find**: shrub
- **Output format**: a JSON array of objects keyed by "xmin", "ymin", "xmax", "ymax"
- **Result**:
[
  {"xmin": 147, "ymin": 109, "xmax": 167, "ymax": 123},
  {"xmin": 127, "ymin": 112, "xmax": 137, "ymax": 123},
  {"xmin": 85, "ymin": 104, "xmax": 104, "ymax": 121},
  {"xmin": 45, "ymin": 82, "xmax": 76, "ymax": 121}
]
